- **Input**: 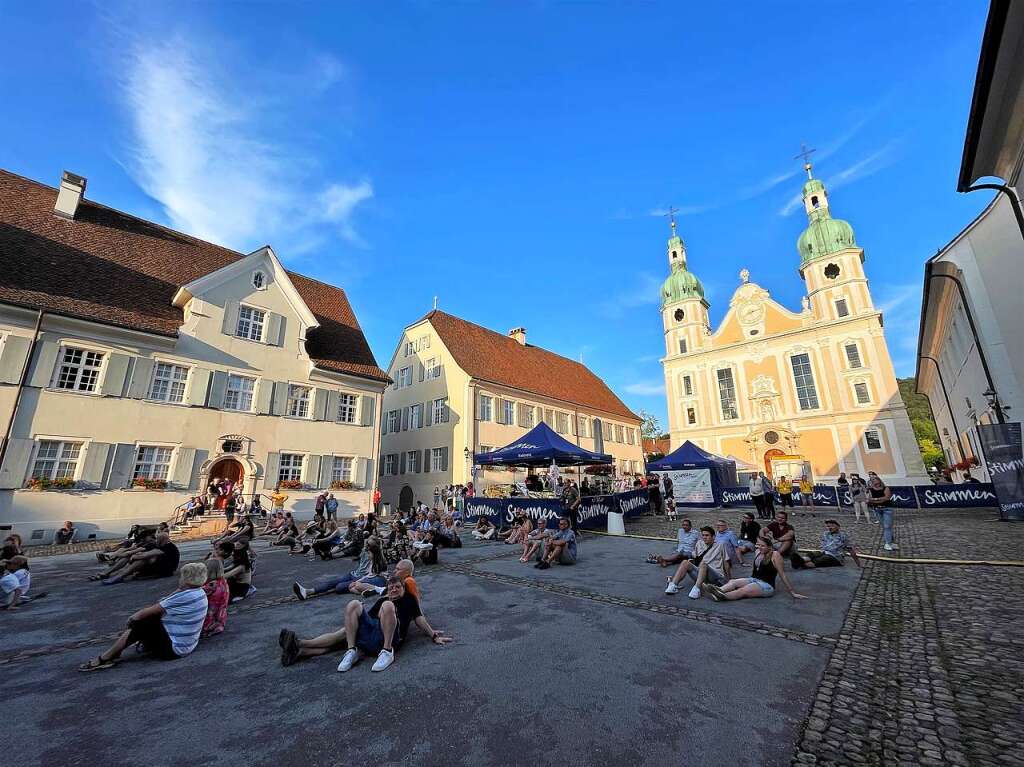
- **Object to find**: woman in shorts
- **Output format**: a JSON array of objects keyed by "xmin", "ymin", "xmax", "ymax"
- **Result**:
[{"xmin": 705, "ymin": 539, "xmax": 806, "ymax": 602}]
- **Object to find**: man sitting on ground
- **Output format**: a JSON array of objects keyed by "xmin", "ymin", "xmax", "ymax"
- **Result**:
[
  {"xmin": 350, "ymin": 558, "xmax": 420, "ymax": 599},
  {"xmin": 535, "ymin": 517, "xmax": 577, "ymax": 570},
  {"xmin": 648, "ymin": 518, "xmax": 699, "ymax": 567},
  {"xmin": 101, "ymin": 532, "xmax": 180, "ymax": 585},
  {"xmin": 765, "ymin": 511, "xmax": 798, "ymax": 561},
  {"xmin": 713, "ymin": 519, "xmax": 744, "ymax": 565},
  {"xmin": 797, "ymin": 519, "xmax": 863, "ymax": 569},
  {"xmin": 664, "ymin": 526, "xmax": 731, "ymax": 599},
  {"xmin": 738, "ymin": 512, "xmax": 760, "ymax": 558},
  {"xmin": 90, "ymin": 531, "xmax": 157, "ymax": 580},
  {"xmin": 55, "ymin": 520, "xmax": 77, "ymax": 546},
  {"xmin": 279, "ymin": 574, "xmax": 451, "ymax": 672}
]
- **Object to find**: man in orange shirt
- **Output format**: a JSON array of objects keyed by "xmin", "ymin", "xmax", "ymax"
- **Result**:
[
  {"xmin": 351, "ymin": 558, "xmax": 419, "ymax": 599},
  {"xmin": 372, "ymin": 487, "xmax": 382, "ymax": 514}
]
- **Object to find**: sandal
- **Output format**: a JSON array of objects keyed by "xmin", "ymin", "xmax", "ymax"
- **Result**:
[{"xmin": 78, "ymin": 656, "xmax": 116, "ymax": 672}]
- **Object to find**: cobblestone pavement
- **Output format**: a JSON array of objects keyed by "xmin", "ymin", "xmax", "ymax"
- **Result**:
[{"xmin": 628, "ymin": 507, "xmax": 1024, "ymax": 767}]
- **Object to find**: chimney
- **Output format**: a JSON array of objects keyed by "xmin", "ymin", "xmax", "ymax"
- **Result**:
[
  {"xmin": 508, "ymin": 327, "xmax": 527, "ymax": 345},
  {"xmin": 54, "ymin": 171, "xmax": 87, "ymax": 219}
]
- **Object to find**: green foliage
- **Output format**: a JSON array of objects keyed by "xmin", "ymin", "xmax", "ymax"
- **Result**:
[
  {"xmin": 638, "ymin": 409, "xmax": 662, "ymax": 440},
  {"xmin": 897, "ymin": 377, "xmax": 945, "ymax": 469}
]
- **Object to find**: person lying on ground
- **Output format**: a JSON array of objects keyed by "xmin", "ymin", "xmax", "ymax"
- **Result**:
[
  {"xmin": 706, "ymin": 538, "xmax": 807, "ymax": 602},
  {"xmin": 78, "ymin": 563, "xmax": 209, "ymax": 672},
  {"xmin": 224, "ymin": 541, "xmax": 255, "ymax": 603},
  {"xmin": 270, "ymin": 521, "xmax": 301, "ymax": 550},
  {"xmin": 471, "ymin": 517, "xmax": 496, "ymax": 540},
  {"xmin": 647, "ymin": 519, "xmax": 700, "ymax": 567},
  {"xmin": 293, "ymin": 537, "xmax": 388, "ymax": 601},
  {"xmin": 201, "ymin": 558, "xmax": 229, "ymax": 637},
  {"xmin": 795, "ymin": 520, "xmax": 863, "ymax": 569},
  {"xmin": 521, "ymin": 519, "xmax": 551, "ymax": 562},
  {"xmin": 534, "ymin": 517, "xmax": 576, "ymax": 570},
  {"xmin": 664, "ymin": 526, "xmax": 731, "ymax": 598},
  {"xmin": 101, "ymin": 533, "xmax": 180, "ymax": 585},
  {"xmin": 280, "ymin": 574, "xmax": 451, "ymax": 672}
]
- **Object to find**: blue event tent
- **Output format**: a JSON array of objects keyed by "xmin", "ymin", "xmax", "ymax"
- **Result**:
[
  {"xmin": 474, "ymin": 422, "xmax": 613, "ymax": 467},
  {"xmin": 647, "ymin": 440, "xmax": 738, "ymax": 503}
]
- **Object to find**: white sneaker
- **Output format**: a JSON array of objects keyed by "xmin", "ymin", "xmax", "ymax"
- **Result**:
[
  {"xmin": 664, "ymin": 582, "xmax": 679, "ymax": 595},
  {"xmin": 889, "ymin": 543, "xmax": 899, "ymax": 550},
  {"xmin": 371, "ymin": 648, "xmax": 395, "ymax": 672},
  {"xmin": 688, "ymin": 586, "xmax": 701, "ymax": 599},
  {"xmin": 883, "ymin": 543, "xmax": 894, "ymax": 551},
  {"xmin": 292, "ymin": 582, "xmax": 309, "ymax": 601},
  {"xmin": 373, "ymin": 585, "xmax": 385, "ymax": 595},
  {"xmin": 337, "ymin": 648, "xmax": 360, "ymax": 673}
]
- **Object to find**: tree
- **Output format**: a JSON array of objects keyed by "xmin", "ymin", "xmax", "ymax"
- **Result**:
[
  {"xmin": 897, "ymin": 377, "xmax": 946, "ymax": 470},
  {"xmin": 638, "ymin": 410, "xmax": 663, "ymax": 440}
]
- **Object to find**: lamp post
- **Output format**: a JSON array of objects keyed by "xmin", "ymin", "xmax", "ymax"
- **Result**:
[{"xmin": 463, "ymin": 446, "xmax": 471, "ymax": 485}]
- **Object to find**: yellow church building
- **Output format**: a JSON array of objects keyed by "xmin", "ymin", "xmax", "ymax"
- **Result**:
[{"xmin": 659, "ymin": 164, "xmax": 927, "ymax": 483}]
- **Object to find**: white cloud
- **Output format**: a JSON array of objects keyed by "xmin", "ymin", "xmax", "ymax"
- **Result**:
[
  {"xmin": 119, "ymin": 36, "xmax": 371, "ymax": 253},
  {"xmin": 598, "ymin": 271, "xmax": 664, "ymax": 318},
  {"xmin": 874, "ymin": 282, "xmax": 923, "ymax": 376},
  {"xmin": 778, "ymin": 140, "xmax": 902, "ymax": 216},
  {"xmin": 623, "ymin": 379, "xmax": 666, "ymax": 396}
]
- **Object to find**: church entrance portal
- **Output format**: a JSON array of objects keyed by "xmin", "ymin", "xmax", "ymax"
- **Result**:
[
  {"xmin": 399, "ymin": 485, "xmax": 414, "ymax": 512},
  {"xmin": 209, "ymin": 458, "xmax": 245, "ymax": 509},
  {"xmin": 763, "ymin": 449, "xmax": 785, "ymax": 478}
]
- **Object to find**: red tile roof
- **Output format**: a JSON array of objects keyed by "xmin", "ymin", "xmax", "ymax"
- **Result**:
[
  {"xmin": 643, "ymin": 437, "xmax": 671, "ymax": 456},
  {"xmin": 423, "ymin": 310, "xmax": 639, "ymax": 422},
  {"xmin": 0, "ymin": 169, "xmax": 388, "ymax": 382}
]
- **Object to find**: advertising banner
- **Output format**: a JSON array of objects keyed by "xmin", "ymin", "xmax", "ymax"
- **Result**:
[
  {"xmin": 658, "ymin": 469, "xmax": 714, "ymax": 505},
  {"xmin": 836, "ymin": 486, "xmax": 917, "ymax": 509},
  {"xmin": 719, "ymin": 487, "xmax": 755, "ymax": 507},
  {"xmin": 463, "ymin": 490, "xmax": 651, "ymax": 531},
  {"xmin": 977, "ymin": 423, "xmax": 1024, "ymax": 521},
  {"xmin": 915, "ymin": 483, "xmax": 999, "ymax": 509}
]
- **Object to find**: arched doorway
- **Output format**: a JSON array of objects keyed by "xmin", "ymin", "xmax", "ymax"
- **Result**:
[
  {"xmin": 763, "ymin": 449, "xmax": 785, "ymax": 477},
  {"xmin": 208, "ymin": 458, "xmax": 245, "ymax": 509},
  {"xmin": 399, "ymin": 485, "xmax": 414, "ymax": 513}
]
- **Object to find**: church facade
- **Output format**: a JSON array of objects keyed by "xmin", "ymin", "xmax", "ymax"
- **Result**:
[{"xmin": 659, "ymin": 165, "xmax": 926, "ymax": 483}]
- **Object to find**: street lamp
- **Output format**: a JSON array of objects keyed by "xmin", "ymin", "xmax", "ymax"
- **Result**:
[
  {"xmin": 982, "ymin": 386, "xmax": 1009, "ymax": 421},
  {"xmin": 463, "ymin": 447, "xmax": 471, "ymax": 484}
]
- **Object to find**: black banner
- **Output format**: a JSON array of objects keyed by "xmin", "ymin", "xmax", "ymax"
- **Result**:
[{"xmin": 978, "ymin": 422, "xmax": 1024, "ymax": 521}]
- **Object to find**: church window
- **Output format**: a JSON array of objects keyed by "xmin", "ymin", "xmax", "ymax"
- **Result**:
[
  {"xmin": 790, "ymin": 353, "xmax": 820, "ymax": 411},
  {"xmin": 716, "ymin": 368, "xmax": 739, "ymax": 421},
  {"xmin": 678, "ymin": 338, "xmax": 688, "ymax": 355},
  {"xmin": 682, "ymin": 375, "xmax": 693, "ymax": 396},
  {"xmin": 834, "ymin": 298, "xmax": 850, "ymax": 318},
  {"xmin": 674, "ymin": 308, "xmax": 685, "ymax": 322},
  {"xmin": 824, "ymin": 263, "xmax": 840, "ymax": 279},
  {"xmin": 863, "ymin": 428, "xmax": 884, "ymax": 452},
  {"xmin": 811, "ymin": 196, "xmax": 820, "ymax": 209},
  {"xmin": 845, "ymin": 343, "xmax": 863, "ymax": 369},
  {"xmin": 686, "ymin": 407, "xmax": 697, "ymax": 425},
  {"xmin": 854, "ymin": 382, "xmax": 871, "ymax": 405}
]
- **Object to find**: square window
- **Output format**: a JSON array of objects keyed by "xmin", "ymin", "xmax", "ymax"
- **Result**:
[
  {"xmin": 337, "ymin": 394, "xmax": 358, "ymax": 423},
  {"xmin": 431, "ymin": 447, "xmax": 447, "ymax": 473},
  {"xmin": 835, "ymin": 299, "xmax": 850, "ymax": 318},
  {"xmin": 478, "ymin": 395, "xmax": 493, "ymax": 421},
  {"xmin": 845, "ymin": 343, "xmax": 863, "ymax": 369},
  {"xmin": 133, "ymin": 445, "xmax": 173, "ymax": 481},
  {"xmin": 236, "ymin": 306, "xmax": 266, "ymax": 341},
  {"xmin": 31, "ymin": 440, "xmax": 84, "ymax": 481},
  {"xmin": 278, "ymin": 453, "xmax": 304, "ymax": 483},
  {"xmin": 854, "ymin": 381, "xmax": 871, "ymax": 404},
  {"xmin": 286, "ymin": 384, "xmax": 312, "ymax": 418},
  {"xmin": 864, "ymin": 429, "xmax": 884, "ymax": 452},
  {"xmin": 149, "ymin": 362, "xmax": 189, "ymax": 403},
  {"xmin": 55, "ymin": 347, "xmax": 104, "ymax": 392},
  {"xmin": 331, "ymin": 456, "xmax": 354, "ymax": 484},
  {"xmin": 224, "ymin": 374, "xmax": 256, "ymax": 411}
]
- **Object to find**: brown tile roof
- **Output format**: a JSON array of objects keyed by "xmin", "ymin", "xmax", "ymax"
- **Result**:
[
  {"xmin": 423, "ymin": 310, "xmax": 639, "ymax": 422},
  {"xmin": 0, "ymin": 169, "xmax": 388, "ymax": 382},
  {"xmin": 643, "ymin": 437, "xmax": 671, "ymax": 456}
]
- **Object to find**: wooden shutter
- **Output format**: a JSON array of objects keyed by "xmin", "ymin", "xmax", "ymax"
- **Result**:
[
  {"xmin": 222, "ymin": 301, "xmax": 240, "ymax": 335},
  {"xmin": 401, "ymin": 406, "xmax": 410, "ymax": 431},
  {"xmin": 319, "ymin": 455, "xmax": 334, "ymax": 488},
  {"xmin": 80, "ymin": 442, "xmax": 112, "ymax": 487},
  {"xmin": 424, "ymin": 448, "xmax": 431, "ymax": 473},
  {"xmin": 127, "ymin": 358, "xmax": 155, "ymax": 399},
  {"xmin": 106, "ymin": 443, "xmax": 137, "ymax": 489},
  {"xmin": 0, "ymin": 335, "xmax": 31, "ymax": 385},
  {"xmin": 100, "ymin": 353, "xmax": 131, "ymax": 397},
  {"xmin": 271, "ymin": 381, "xmax": 288, "ymax": 415},
  {"xmin": 27, "ymin": 341, "xmax": 60, "ymax": 388},
  {"xmin": 171, "ymin": 447, "xmax": 197, "ymax": 489},
  {"xmin": 360, "ymin": 395, "xmax": 376, "ymax": 427},
  {"xmin": 208, "ymin": 371, "xmax": 229, "ymax": 409},
  {"xmin": 441, "ymin": 447, "xmax": 449, "ymax": 473},
  {"xmin": 255, "ymin": 379, "xmax": 273, "ymax": 414},
  {"xmin": 400, "ymin": 452, "xmax": 407, "ymax": 474},
  {"xmin": 0, "ymin": 438, "xmax": 34, "ymax": 489},
  {"xmin": 441, "ymin": 400, "xmax": 449, "ymax": 424},
  {"xmin": 264, "ymin": 452, "xmax": 280, "ymax": 488},
  {"xmin": 188, "ymin": 368, "xmax": 211, "ymax": 406},
  {"xmin": 312, "ymin": 388, "xmax": 328, "ymax": 420},
  {"xmin": 359, "ymin": 457, "xmax": 371, "ymax": 488},
  {"xmin": 325, "ymin": 390, "xmax": 340, "ymax": 422},
  {"xmin": 305, "ymin": 455, "xmax": 322, "ymax": 488},
  {"xmin": 266, "ymin": 312, "xmax": 285, "ymax": 346}
]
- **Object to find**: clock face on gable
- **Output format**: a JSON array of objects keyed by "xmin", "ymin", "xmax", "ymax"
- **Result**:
[
  {"xmin": 738, "ymin": 303, "xmax": 764, "ymax": 325},
  {"xmin": 674, "ymin": 308, "xmax": 685, "ymax": 322}
]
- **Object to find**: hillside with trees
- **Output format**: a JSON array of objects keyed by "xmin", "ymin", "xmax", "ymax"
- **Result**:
[{"xmin": 898, "ymin": 377, "xmax": 945, "ymax": 470}]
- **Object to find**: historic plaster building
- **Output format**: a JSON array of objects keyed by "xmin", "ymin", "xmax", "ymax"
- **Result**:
[{"xmin": 660, "ymin": 165, "xmax": 927, "ymax": 483}]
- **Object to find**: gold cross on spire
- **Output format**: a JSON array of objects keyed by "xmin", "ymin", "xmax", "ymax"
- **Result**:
[
  {"xmin": 663, "ymin": 205, "xmax": 680, "ymax": 234},
  {"xmin": 794, "ymin": 142, "xmax": 816, "ymax": 178}
]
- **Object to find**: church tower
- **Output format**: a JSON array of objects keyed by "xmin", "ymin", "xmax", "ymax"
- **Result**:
[
  {"xmin": 660, "ymin": 218, "xmax": 708, "ymax": 359},
  {"xmin": 796, "ymin": 160, "xmax": 874, "ymax": 322}
]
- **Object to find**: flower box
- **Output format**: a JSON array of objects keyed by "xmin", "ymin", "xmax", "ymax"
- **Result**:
[
  {"xmin": 329, "ymin": 480, "xmax": 354, "ymax": 490},
  {"xmin": 132, "ymin": 478, "xmax": 168, "ymax": 490},
  {"xmin": 26, "ymin": 477, "xmax": 77, "ymax": 490},
  {"xmin": 279, "ymin": 479, "xmax": 304, "ymax": 490}
]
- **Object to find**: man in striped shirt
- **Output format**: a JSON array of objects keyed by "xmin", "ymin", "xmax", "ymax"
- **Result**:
[{"xmin": 79, "ymin": 563, "xmax": 209, "ymax": 671}]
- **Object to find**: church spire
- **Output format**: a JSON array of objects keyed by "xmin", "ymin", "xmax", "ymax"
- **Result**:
[{"xmin": 794, "ymin": 152, "xmax": 857, "ymax": 266}]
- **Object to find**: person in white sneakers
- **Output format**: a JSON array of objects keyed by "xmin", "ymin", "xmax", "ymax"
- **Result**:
[
  {"xmin": 664, "ymin": 526, "xmax": 730, "ymax": 598},
  {"xmin": 866, "ymin": 475, "xmax": 898, "ymax": 551}
]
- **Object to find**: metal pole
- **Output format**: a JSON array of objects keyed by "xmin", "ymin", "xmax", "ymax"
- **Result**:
[
  {"xmin": 925, "ymin": 271, "xmax": 1006, "ymax": 424},
  {"xmin": 920, "ymin": 355, "xmax": 968, "ymax": 463}
]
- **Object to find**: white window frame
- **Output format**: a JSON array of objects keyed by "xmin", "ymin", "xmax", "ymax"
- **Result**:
[
  {"xmin": 30, "ymin": 438, "xmax": 86, "ymax": 482},
  {"xmin": 331, "ymin": 455, "xmax": 354, "ymax": 484},
  {"xmin": 132, "ymin": 443, "xmax": 176, "ymax": 482},
  {"xmin": 789, "ymin": 352, "xmax": 820, "ymax": 411},
  {"xmin": 148, "ymin": 361, "xmax": 191, "ymax": 404},
  {"xmin": 397, "ymin": 367, "xmax": 412, "ymax": 388},
  {"xmin": 278, "ymin": 452, "xmax": 306, "ymax": 483},
  {"xmin": 716, "ymin": 367, "xmax": 739, "ymax": 421},
  {"xmin": 409, "ymin": 403, "xmax": 424, "ymax": 430},
  {"xmin": 432, "ymin": 398, "xmax": 449, "ymax": 425},
  {"xmin": 555, "ymin": 412, "xmax": 569, "ymax": 434},
  {"xmin": 626, "ymin": 427, "xmax": 635, "ymax": 446},
  {"xmin": 852, "ymin": 380, "xmax": 872, "ymax": 406},
  {"xmin": 337, "ymin": 393, "xmax": 358, "ymax": 423},
  {"xmin": 577, "ymin": 415, "xmax": 589, "ymax": 438},
  {"xmin": 502, "ymin": 399, "xmax": 515, "ymax": 425},
  {"xmin": 235, "ymin": 304, "xmax": 266, "ymax": 342},
  {"xmin": 425, "ymin": 357, "xmax": 442, "ymax": 380},
  {"xmin": 383, "ymin": 454, "xmax": 398, "ymax": 476},
  {"xmin": 615, "ymin": 424, "xmax": 625, "ymax": 442},
  {"xmin": 53, "ymin": 345, "xmax": 106, "ymax": 394},
  {"xmin": 431, "ymin": 447, "xmax": 446, "ymax": 473},
  {"xmin": 863, "ymin": 428, "xmax": 885, "ymax": 453},
  {"xmin": 518, "ymin": 403, "xmax": 535, "ymax": 429},
  {"xmin": 286, "ymin": 383, "xmax": 313, "ymax": 419},
  {"xmin": 224, "ymin": 373, "xmax": 257, "ymax": 412},
  {"xmin": 844, "ymin": 342, "xmax": 863, "ymax": 370},
  {"xmin": 406, "ymin": 450, "xmax": 421, "ymax": 473},
  {"xmin": 386, "ymin": 409, "xmax": 400, "ymax": 433},
  {"xmin": 478, "ymin": 394, "xmax": 493, "ymax": 422}
]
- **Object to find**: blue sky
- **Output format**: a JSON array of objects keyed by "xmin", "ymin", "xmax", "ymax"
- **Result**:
[{"xmin": 0, "ymin": 1, "xmax": 994, "ymax": 430}]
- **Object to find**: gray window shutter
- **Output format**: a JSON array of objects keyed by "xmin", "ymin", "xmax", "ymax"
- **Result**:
[
  {"xmin": 209, "ymin": 371, "xmax": 229, "ymax": 409},
  {"xmin": 101, "ymin": 353, "xmax": 130, "ymax": 397},
  {"xmin": 418, "ymin": 363, "xmax": 425, "ymax": 383},
  {"xmin": 266, "ymin": 312, "xmax": 285, "ymax": 346},
  {"xmin": 441, "ymin": 447, "xmax": 449, "ymax": 473},
  {"xmin": 441, "ymin": 401, "xmax": 450, "ymax": 424},
  {"xmin": 0, "ymin": 438, "xmax": 34, "ymax": 489},
  {"xmin": 379, "ymin": 458, "xmax": 385, "ymax": 477},
  {"xmin": 400, "ymin": 451, "xmax": 407, "ymax": 474},
  {"xmin": 27, "ymin": 341, "xmax": 60, "ymax": 388},
  {"xmin": 0, "ymin": 335, "xmax": 31, "ymax": 385},
  {"xmin": 255, "ymin": 379, "xmax": 273, "ymax": 414},
  {"xmin": 271, "ymin": 381, "xmax": 288, "ymax": 415},
  {"xmin": 360, "ymin": 395, "xmax": 376, "ymax": 427},
  {"xmin": 222, "ymin": 301, "xmax": 240, "ymax": 335},
  {"xmin": 424, "ymin": 448, "xmax": 431, "ymax": 473},
  {"xmin": 171, "ymin": 447, "xmax": 197, "ymax": 489},
  {"xmin": 127, "ymin": 358, "xmax": 155, "ymax": 399},
  {"xmin": 107, "ymin": 443, "xmax": 137, "ymax": 489},
  {"xmin": 312, "ymin": 388, "xmax": 329, "ymax": 420},
  {"xmin": 306, "ymin": 454, "xmax": 322, "ymax": 488},
  {"xmin": 401, "ymin": 406, "xmax": 410, "ymax": 431},
  {"xmin": 319, "ymin": 455, "xmax": 334, "ymax": 488},
  {"xmin": 325, "ymin": 390, "xmax": 340, "ymax": 422},
  {"xmin": 264, "ymin": 452, "xmax": 280, "ymax": 488},
  {"xmin": 188, "ymin": 368, "xmax": 211, "ymax": 406},
  {"xmin": 80, "ymin": 442, "xmax": 112, "ymax": 487}
]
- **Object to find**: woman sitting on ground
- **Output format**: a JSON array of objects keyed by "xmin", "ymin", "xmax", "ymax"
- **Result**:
[
  {"xmin": 384, "ymin": 521, "xmax": 413, "ymax": 564},
  {"xmin": 293, "ymin": 537, "xmax": 388, "ymax": 600},
  {"xmin": 201, "ymin": 558, "xmax": 229, "ymax": 638},
  {"xmin": 472, "ymin": 517, "xmax": 495, "ymax": 541},
  {"xmin": 78, "ymin": 562, "xmax": 209, "ymax": 672},
  {"xmin": 705, "ymin": 539, "xmax": 807, "ymax": 602},
  {"xmin": 505, "ymin": 514, "xmax": 532, "ymax": 546},
  {"xmin": 520, "ymin": 520, "xmax": 550, "ymax": 562},
  {"xmin": 304, "ymin": 519, "xmax": 341, "ymax": 559},
  {"xmin": 271, "ymin": 520, "xmax": 301, "ymax": 550},
  {"xmin": 332, "ymin": 521, "xmax": 364, "ymax": 559},
  {"xmin": 304, "ymin": 511, "xmax": 326, "ymax": 538},
  {"xmin": 224, "ymin": 541, "xmax": 255, "ymax": 603}
]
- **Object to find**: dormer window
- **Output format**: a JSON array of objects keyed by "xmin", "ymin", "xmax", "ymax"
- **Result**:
[
  {"xmin": 252, "ymin": 270, "xmax": 266, "ymax": 290},
  {"xmin": 236, "ymin": 305, "xmax": 266, "ymax": 341}
]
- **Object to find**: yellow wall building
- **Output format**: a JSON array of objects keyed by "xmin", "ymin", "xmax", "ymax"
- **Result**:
[{"xmin": 660, "ymin": 166, "xmax": 926, "ymax": 483}]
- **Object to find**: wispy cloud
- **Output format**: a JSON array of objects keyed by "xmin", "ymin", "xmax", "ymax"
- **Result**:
[
  {"xmin": 778, "ymin": 140, "xmax": 902, "ymax": 216},
  {"xmin": 623, "ymin": 379, "xmax": 666, "ymax": 396},
  {"xmin": 874, "ymin": 282, "xmax": 923, "ymax": 375},
  {"xmin": 598, "ymin": 271, "xmax": 664, "ymax": 319},
  {"xmin": 119, "ymin": 35, "xmax": 372, "ymax": 254},
  {"xmin": 635, "ymin": 353, "xmax": 662, "ymax": 363}
]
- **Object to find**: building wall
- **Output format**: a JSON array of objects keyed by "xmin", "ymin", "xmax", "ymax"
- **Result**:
[{"xmin": 0, "ymin": 254, "xmax": 385, "ymax": 538}]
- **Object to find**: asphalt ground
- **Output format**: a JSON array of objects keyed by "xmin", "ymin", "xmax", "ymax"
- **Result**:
[{"xmin": 3, "ymin": 526, "xmax": 864, "ymax": 767}]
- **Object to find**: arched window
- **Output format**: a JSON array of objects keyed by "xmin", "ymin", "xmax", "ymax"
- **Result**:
[
  {"xmin": 252, "ymin": 270, "xmax": 266, "ymax": 290},
  {"xmin": 811, "ymin": 196, "xmax": 820, "ymax": 209}
]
